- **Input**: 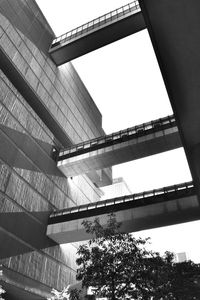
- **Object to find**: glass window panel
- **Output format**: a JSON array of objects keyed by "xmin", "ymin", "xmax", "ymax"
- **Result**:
[
  {"xmin": 79, "ymin": 207, "xmax": 86, "ymax": 212},
  {"xmin": 83, "ymin": 143, "xmax": 90, "ymax": 149},
  {"xmin": 134, "ymin": 193, "xmax": 144, "ymax": 199},
  {"xmin": 124, "ymin": 197, "xmax": 131, "ymax": 202},
  {"xmin": 96, "ymin": 203, "xmax": 105, "ymax": 208},
  {"xmin": 130, "ymin": 2, "xmax": 135, "ymax": 9},
  {"xmin": 62, "ymin": 34, "xmax": 67, "ymax": 40},
  {"xmin": 128, "ymin": 128, "xmax": 136, "ymax": 135},
  {"xmin": 111, "ymin": 11, "xmax": 117, "ymax": 18},
  {"xmin": 98, "ymin": 139, "xmax": 105, "ymax": 145},
  {"xmin": 88, "ymin": 21, "xmax": 93, "ymax": 28},
  {"xmin": 82, "ymin": 24, "xmax": 87, "ymax": 30},
  {"xmin": 62, "ymin": 210, "xmax": 70, "ymax": 215},
  {"xmin": 115, "ymin": 198, "xmax": 124, "ymax": 204},
  {"xmin": 77, "ymin": 145, "xmax": 83, "ymax": 150},
  {"xmin": 177, "ymin": 185, "xmax": 186, "ymax": 191},
  {"xmin": 99, "ymin": 16, "xmax": 105, "ymax": 22},
  {"xmin": 105, "ymin": 13, "xmax": 111, "ymax": 20},
  {"xmin": 113, "ymin": 134, "xmax": 121, "ymax": 140},
  {"xmin": 145, "ymin": 123, "xmax": 153, "ymax": 130},
  {"xmin": 117, "ymin": 8, "xmax": 123, "ymax": 14},
  {"xmin": 187, "ymin": 182, "xmax": 194, "ymax": 188},
  {"xmin": 88, "ymin": 205, "xmax": 96, "ymax": 210},
  {"xmin": 63, "ymin": 150, "xmax": 69, "ymax": 155},
  {"xmin": 154, "ymin": 189, "xmax": 164, "ymax": 195},
  {"xmin": 91, "ymin": 141, "xmax": 98, "ymax": 146},
  {"xmin": 123, "ymin": 5, "xmax": 129, "ymax": 13},
  {"xmin": 71, "ymin": 208, "xmax": 79, "ymax": 213},
  {"xmin": 77, "ymin": 27, "xmax": 82, "ymax": 33},
  {"xmin": 70, "ymin": 148, "xmax": 76, "ymax": 153},
  {"xmin": 71, "ymin": 29, "xmax": 77, "ymax": 35},
  {"xmin": 93, "ymin": 19, "xmax": 99, "ymax": 25},
  {"xmin": 105, "ymin": 201, "xmax": 114, "ymax": 206},
  {"xmin": 66, "ymin": 32, "xmax": 71, "ymax": 38}
]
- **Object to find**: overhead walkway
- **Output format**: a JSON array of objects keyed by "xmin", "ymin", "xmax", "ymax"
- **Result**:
[
  {"xmin": 57, "ymin": 115, "xmax": 182, "ymax": 177},
  {"xmin": 47, "ymin": 181, "xmax": 200, "ymax": 243},
  {"xmin": 49, "ymin": 1, "xmax": 146, "ymax": 65}
]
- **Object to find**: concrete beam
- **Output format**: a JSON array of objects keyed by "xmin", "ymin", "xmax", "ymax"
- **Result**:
[
  {"xmin": 0, "ymin": 265, "xmax": 52, "ymax": 300},
  {"xmin": 47, "ymin": 183, "xmax": 199, "ymax": 244},
  {"xmin": 58, "ymin": 123, "xmax": 181, "ymax": 177},
  {"xmin": 49, "ymin": 2, "xmax": 146, "ymax": 65},
  {"xmin": 139, "ymin": 0, "xmax": 200, "ymax": 196}
]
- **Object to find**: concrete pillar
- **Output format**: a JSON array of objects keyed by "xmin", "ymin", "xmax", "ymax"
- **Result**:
[{"xmin": 139, "ymin": 0, "xmax": 200, "ymax": 194}]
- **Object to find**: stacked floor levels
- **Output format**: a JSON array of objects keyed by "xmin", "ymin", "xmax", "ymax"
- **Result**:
[{"xmin": 0, "ymin": 0, "xmax": 110, "ymax": 299}]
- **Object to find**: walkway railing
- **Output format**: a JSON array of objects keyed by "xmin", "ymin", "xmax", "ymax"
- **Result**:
[
  {"xmin": 58, "ymin": 115, "xmax": 177, "ymax": 161},
  {"xmin": 49, "ymin": 181, "xmax": 194, "ymax": 223},
  {"xmin": 50, "ymin": 1, "xmax": 141, "ymax": 49}
]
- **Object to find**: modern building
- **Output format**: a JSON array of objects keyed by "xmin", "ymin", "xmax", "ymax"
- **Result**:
[
  {"xmin": 0, "ymin": 0, "xmax": 111, "ymax": 298},
  {"xmin": 175, "ymin": 252, "xmax": 188, "ymax": 263},
  {"xmin": 101, "ymin": 177, "xmax": 132, "ymax": 200},
  {"xmin": 1, "ymin": 0, "xmax": 200, "ymax": 299}
]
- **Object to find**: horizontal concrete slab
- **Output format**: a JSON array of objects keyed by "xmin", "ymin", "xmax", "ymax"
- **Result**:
[
  {"xmin": 58, "ymin": 116, "xmax": 182, "ymax": 177},
  {"xmin": 49, "ymin": 1, "xmax": 146, "ymax": 65},
  {"xmin": 47, "ymin": 182, "xmax": 199, "ymax": 244},
  {"xmin": 0, "ymin": 265, "xmax": 51, "ymax": 300}
]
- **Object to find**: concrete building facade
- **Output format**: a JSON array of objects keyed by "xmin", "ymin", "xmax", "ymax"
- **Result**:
[
  {"xmin": 1, "ymin": 0, "xmax": 200, "ymax": 298},
  {"xmin": 0, "ymin": 0, "xmax": 109, "ymax": 298},
  {"xmin": 101, "ymin": 177, "xmax": 132, "ymax": 200}
]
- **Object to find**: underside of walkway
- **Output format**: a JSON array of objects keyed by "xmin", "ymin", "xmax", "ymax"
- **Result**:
[
  {"xmin": 49, "ymin": 1, "xmax": 146, "ymax": 65},
  {"xmin": 57, "ymin": 115, "xmax": 182, "ymax": 177},
  {"xmin": 47, "ymin": 181, "xmax": 199, "ymax": 243}
]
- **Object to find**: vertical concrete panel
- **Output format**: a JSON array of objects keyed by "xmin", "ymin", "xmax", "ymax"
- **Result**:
[
  {"xmin": 139, "ymin": 0, "xmax": 200, "ymax": 189},
  {"xmin": 0, "ymin": 0, "xmax": 105, "ymax": 296}
]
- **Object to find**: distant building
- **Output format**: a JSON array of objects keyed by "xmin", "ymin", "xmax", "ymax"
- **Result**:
[
  {"xmin": 101, "ymin": 177, "xmax": 132, "ymax": 200},
  {"xmin": 175, "ymin": 252, "xmax": 188, "ymax": 263}
]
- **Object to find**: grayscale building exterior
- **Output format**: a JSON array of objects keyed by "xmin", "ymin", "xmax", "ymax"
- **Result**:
[
  {"xmin": 1, "ymin": 0, "xmax": 200, "ymax": 298},
  {"xmin": 0, "ymin": 0, "xmax": 111, "ymax": 298}
]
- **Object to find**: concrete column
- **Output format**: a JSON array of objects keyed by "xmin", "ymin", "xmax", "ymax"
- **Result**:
[{"xmin": 139, "ymin": 0, "xmax": 200, "ymax": 194}]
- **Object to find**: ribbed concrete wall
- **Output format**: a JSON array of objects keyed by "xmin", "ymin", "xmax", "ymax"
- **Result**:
[
  {"xmin": 0, "ymin": 0, "xmax": 103, "ymax": 145},
  {"xmin": 0, "ymin": 0, "xmax": 105, "ymax": 297}
]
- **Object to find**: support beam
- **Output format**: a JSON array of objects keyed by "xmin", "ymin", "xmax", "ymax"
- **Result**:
[
  {"xmin": 0, "ymin": 265, "xmax": 52, "ymax": 300},
  {"xmin": 139, "ymin": 0, "xmax": 200, "ymax": 197},
  {"xmin": 49, "ymin": 1, "xmax": 146, "ymax": 65},
  {"xmin": 57, "ymin": 115, "xmax": 182, "ymax": 177},
  {"xmin": 47, "ymin": 182, "xmax": 199, "ymax": 244}
]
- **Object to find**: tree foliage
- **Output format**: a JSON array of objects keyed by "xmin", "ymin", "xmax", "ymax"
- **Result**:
[
  {"xmin": 0, "ymin": 285, "xmax": 5, "ymax": 300},
  {"xmin": 76, "ymin": 214, "xmax": 200, "ymax": 300},
  {"xmin": 47, "ymin": 286, "xmax": 81, "ymax": 300}
]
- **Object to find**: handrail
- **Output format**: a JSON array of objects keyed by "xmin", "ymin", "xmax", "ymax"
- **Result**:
[
  {"xmin": 50, "ymin": 1, "xmax": 140, "ymax": 48},
  {"xmin": 49, "ymin": 181, "xmax": 194, "ymax": 219},
  {"xmin": 58, "ymin": 115, "xmax": 177, "ymax": 161}
]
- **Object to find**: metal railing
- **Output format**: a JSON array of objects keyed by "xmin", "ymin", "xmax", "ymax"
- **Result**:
[
  {"xmin": 50, "ymin": 1, "xmax": 141, "ymax": 48},
  {"xmin": 49, "ymin": 181, "xmax": 194, "ymax": 220},
  {"xmin": 58, "ymin": 115, "xmax": 177, "ymax": 161}
]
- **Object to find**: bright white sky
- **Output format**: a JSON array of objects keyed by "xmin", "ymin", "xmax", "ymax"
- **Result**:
[{"xmin": 36, "ymin": 0, "xmax": 200, "ymax": 262}]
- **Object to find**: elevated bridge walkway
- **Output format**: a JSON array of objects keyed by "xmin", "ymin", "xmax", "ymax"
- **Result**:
[
  {"xmin": 49, "ymin": 1, "xmax": 146, "ymax": 65},
  {"xmin": 57, "ymin": 115, "xmax": 182, "ymax": 177},
  {"xmin": 47, "ymin": 181, "xmax": 200, "ymax": 243}
]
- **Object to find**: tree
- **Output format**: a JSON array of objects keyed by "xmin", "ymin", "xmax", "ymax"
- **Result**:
[
  {"xmin": 47, "ymin": 286, "xmax": 70, "ymax": 300},
  {"xmin": 76, "ymin": 214, "xmax": 200, "ymax": 300},
  {"xmin": 47, "ymin": 286, "xmax": 81, "ymax": 300},
  {"xmin": 167, "ymin": 259, "xmax": 200, "ymax": 299},
  {"xmin": 0, "ymin": 285, "xmax": 5, "ymax": 300}
]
